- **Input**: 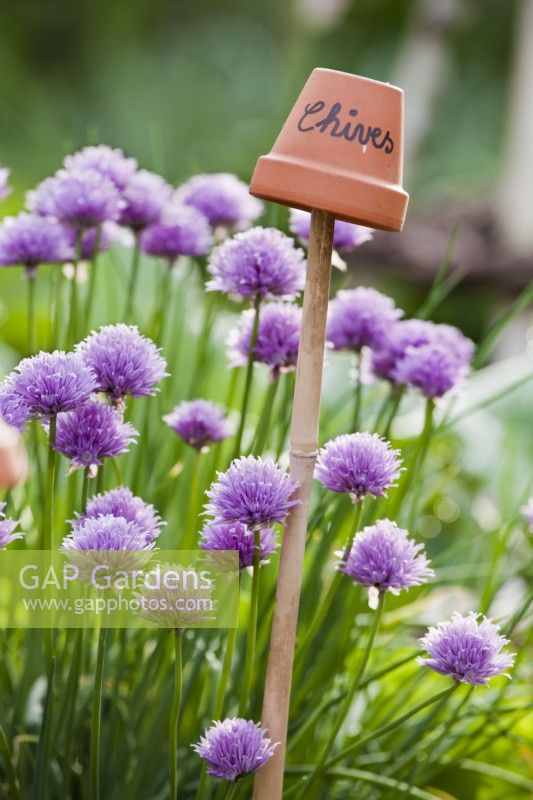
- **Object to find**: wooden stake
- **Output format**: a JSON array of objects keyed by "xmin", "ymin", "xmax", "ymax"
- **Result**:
[{"xmin": 253, "ymin": 208, "xmax": 335, "ymax": 800}]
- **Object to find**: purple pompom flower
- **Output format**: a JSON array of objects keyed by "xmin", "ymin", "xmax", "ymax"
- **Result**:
[
  {"xmin": 163, "ymin": 399, "xmax": 233, "ymax": 450},
  {"xmin": 137, "ymin": 561, "xmax": 216, "ymax": 629},
  {"xmin": 192, "ymin": 718, "xmax": 277, "ymax": 782},
  {"xmin": 207, "ymin": 227, "xmax": 305, "ymax": 300},
  {"xmin": 227, "ymin": 302, "xmax": 301, "ymax": 374},
  {"xmin": 391, "ymin": 342, "xmax": 473, "ymax": 398},
  {"xmin": 0, "ymin": 213, "xmax": 73, "ymax": 276},
  {"xmin": 27, "ymin": 169, "xmax": 122, "ymax": 228},
  {"xmin": 177, "ymin": 173, "xmax": 263, "ymax": 229},
  {"xmin": 315, "ymin": 432, "xmax": 402, "ymax": 501},
  {"xmin": 64, "ymin": 145, "xmax": 138, "ymax": 190},
  {"xmin": 327, "ymin": 287, "xmax": 403, "ymax": 352},
  {"xmin": 118, "ymin": 170, "xmax": 172, "ymax": 231},
  {"xmin": 0, "ymin": 502, "xmax": 22, "ymax": 549},
  {"xmin": 80, "ymin": 487, "xmax": 163, "ymax": 544},
  {"xmin": 205, "ymin": 456, "xmax": 298, "ymax": 527},
  {"xmin": 0, "ymin": 388, "xmax": 33, "ymax": 432},
  {"xmin": 2, "ymin": 351, "xmax": 96, "ymax": 421},
  {"xmin": 371, "ymin": 319, "xmax": 436, "ymax": 381},
  {"xmin": 338, "ymin": 518, "xmax": 433, "ymax": 596},
  {"xmin": 200, "ymin": 520, "xmax": 277, "ymax": 571},
  {"xmin": 0, "ymin": 167, "xmax": 11, "ymax": 201},
  {"xmin": 417, "ymin": 612, "xmax": 515, "ymax": 685},
  {"xmin": 433, "ymin": 324, "xmax": 476, "ymax": 362},
  {"xmin": 372, "ymin": 319, "xmax": 475, "ymax": 397},
  {"xmin": 290, "ymin": 208, "xmax": 373, "ymax": 251},
  {"xmin": 140, "ymin": 204, "xmax": 213, "ymax": 263},
  {"xmin": 54, "ymin": 401, "xmax": 137, "ymax": 470},
  {"xmin": 77, "ymin": 324, "xmax": 168, "ymax": 403},
  {"xmin": 61, "ymin": 513, "xmax": 154, "ymax": 551},
  {"xmin": 399, "ymin": 323, "xmax": 474, "ymax": 394}
]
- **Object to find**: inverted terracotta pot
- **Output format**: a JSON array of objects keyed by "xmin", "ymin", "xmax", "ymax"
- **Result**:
[{"xmin": 250, "ymin": 68, "xmax": 409, "ymax": 232}]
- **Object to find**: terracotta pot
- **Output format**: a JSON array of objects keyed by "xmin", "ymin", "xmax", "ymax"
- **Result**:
[{"xmin": 250, "ymin": 68, "xmax": 409, "ymax": 232}]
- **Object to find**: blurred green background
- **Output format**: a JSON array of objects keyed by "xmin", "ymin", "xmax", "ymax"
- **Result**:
[
  {"xmin": 0, "ymin": 0, "xmax": 517, "ymax": 192},
  {"xmin": 0, "ymin": 8, "xmax": 531, "ymax": 798},
  {"xmin": 0, "ymin": 0, "xmax": 531, "ymax": 340}
]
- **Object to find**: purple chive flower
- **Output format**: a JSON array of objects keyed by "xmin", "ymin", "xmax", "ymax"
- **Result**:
[
  {"xmin": 177, "ymin": 173, "xmax": 263, "ymax": 229},
  {"xmin": 338, "ymin": 518, "xmax": 433, "ymax": 594},
  {"xmin": 315, "ymin": 432, "xmax": 402, "ymax": 501},
  {"xmin": 327, "ymin": 287, "xmax": 403, "ymax": 352},
  {"xmin": 0, "ymin": 388, "xmax": 32, "ymax": 432},
  {"xmin": 27, "ymin": 169, "xmax": 122, "ymax": 228},
  {"xmin": 434, "ymin": 324, "xmax": 476, "ymax": 362},
  {"xmin": 391, "ymin": 345, "xmax": 457, "ymax": 398},
  {"xmin": 289, "ymin": 208, "xmax": 373, "ymax": 251},
  {"xmin": 200, "ymin": 521, "xmax": 277, "ymax": 571},
  {"xmin": 0, "ymin": 213, "xmax": 73, "ymax": 276},
  {"xmin": 227, "ymin": 302, "xmax": 301, "ymax": 374},
  {"xmin": 137, "ymin": 562, "xmax": 216, "ymax": 628},
  {"xmin": 61, "ymin": 513, "xmax": 153, "ymax": 551},
  {"xmin": 1, "ymin": 351, "xmax": 96, "ymax": 421},
  {"xmin": 163, "ymin": 399, "xmax": 233, "ymax": 450},
  {"xmin": 207, "ymin": 227, "xmax": 305, "ymax": 300},
  {"xmin": 371, "ymin": 319, "xmax": 436, "ymax": 381},
  {"xmin": 77, "ymin": 324, "xmax": 168, "ymax": 403},
  {"xmin": 0, "ymin": 502, "xmax": 22, "ymax": 549},
  {"xmin": 80, "ymin": 487, "xmax": 163, "ymax": 544},
  {"xmin": 205, "ymin": 456, "xmax": 298, "ymax": 527},
  {"xmin": 372, "ymin": 320, "xmax": 474, "ymax": 398},
  {"xmin": 0, "ymin": 167, "xmax": 12, "ymax": 201},
  {"xmin": 64, "ymin": 145, "xmax": 138, "ymax": 190},
  {"xmin": 118, "ymin": 169, "xmax": 172, "ymax": 231},
  {"xmin": 54, "ymin": 401, "xmax": 137, "ymax": 470},
  {"xmin": 392, "ymin": 342, "xmax": 473, "ymax": 398},
  {"xmin": 192, "ymin": 718, "xmax": 277, "ymax": 782},
  {"xmin": 140, "ymin": 204, "xmax": 213, "ymax": 262},
  {"xmin": 417, "ymin": 612, "xmax": 515, "ymax": 685}
]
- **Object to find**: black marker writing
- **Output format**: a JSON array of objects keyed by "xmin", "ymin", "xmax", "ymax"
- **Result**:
[{"xmin": 297, "ymin": 100, "xmax": 394, "ymax": 155}]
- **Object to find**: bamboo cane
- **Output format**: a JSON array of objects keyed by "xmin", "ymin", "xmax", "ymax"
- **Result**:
[{"xmin": 253, "ymin": 208, "xmax": 335, "ymax": 800}]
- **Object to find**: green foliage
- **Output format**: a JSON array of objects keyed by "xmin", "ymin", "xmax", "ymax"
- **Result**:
[{"xmin": 0, "ymin": 232, "xmax": 531, "ymax": 798}]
